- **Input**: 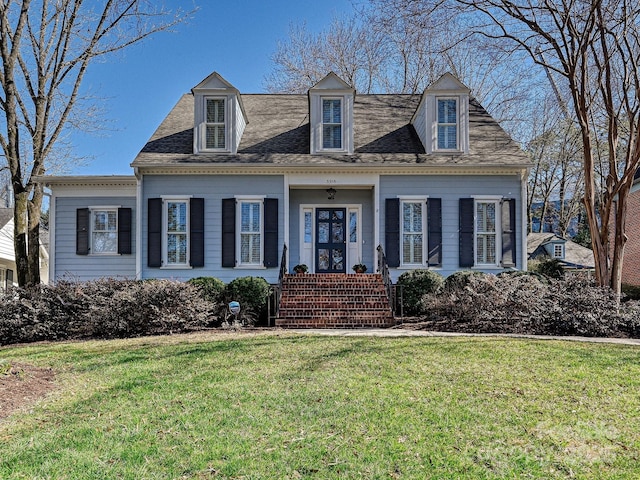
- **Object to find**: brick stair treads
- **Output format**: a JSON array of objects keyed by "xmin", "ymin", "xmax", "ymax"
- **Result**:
[{"xmin": 276, "ymin": 273, "xmax": 395, "ymax": 328}]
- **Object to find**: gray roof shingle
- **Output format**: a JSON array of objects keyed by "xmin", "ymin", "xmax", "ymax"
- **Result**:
[{"xmin": 133, "ymin": 93, "xmax": 529, "ymax": 168}]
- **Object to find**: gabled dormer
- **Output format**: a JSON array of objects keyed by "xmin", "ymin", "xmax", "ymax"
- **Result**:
[
  {"xmin": 308, "ymin": 72, "xmax": 355, "ymax": 155},
  {"xmin": 543, "ymin": 236, "xmax": 566, "ymax": 260},
  {"xmin": 411, "ymin": 72, "xmax": 470, "ymax": 154},
  {"xmin": 192, "ymin": 72, "xmax": 248, "ymax": 154}
]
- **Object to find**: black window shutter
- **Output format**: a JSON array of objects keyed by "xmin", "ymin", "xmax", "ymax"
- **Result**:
[
  {"xmin": 148, "ymin": 198, "xmax": 162, "ymax": 268},
  {"xmin": 427, "ymin": 198, "xmax": 442, "ymax": 267},
  {"xmin": 6, "ymin": 269, "xmax": 13, "ymax": 288},
  {"xmin": 117, "ymin": 208, "xmax": 132, "ymax": 255},
  {"xmin": 501, "ymin": 198, "xmax": 517, "ymax": 267},
  {"xmin": 385, "ymin": 198, "xmax": 400, "ymax": 268},
  {"xmin": 190, "ymin": 198, "xmax": 205, "ymax": 267},
  {"xmin": 76, "ymin": 208, "xmax": 90, "ymax": 255},
  {"xmin": 264, "ymin": 198, "xmax": 278, "ymax": 268},
  {"xmin": 459, "ymin": 198, "xmax": 474, "ymax": 268},
  {"xmin": 222, "ymin": 198, "xmax": 236, "ymax": 267}
]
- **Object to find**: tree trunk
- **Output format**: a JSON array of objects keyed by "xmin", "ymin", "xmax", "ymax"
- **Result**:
[
  {"xmin": 27, "ymin": 188, "xmax": 43, "ymax": 286},
  {"xmin": 12, "ymin": 191, "xmax": 29, "ymax": 287}
]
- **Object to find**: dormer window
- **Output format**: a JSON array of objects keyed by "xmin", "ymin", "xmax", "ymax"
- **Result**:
[
  {"xmin": 437, "ymin": 98, "xmax": 458, "ymax": 150},
  {"xmin": 322, "ymin": 98, "xmax": 342, "ymax": 149},
  {"xmin": 411, "ymin": 73, "xmax": 470, "ymax": 154},
  {"xmin": 309, "ymin": 72, "xmax": 354, "ymax": 154},
  {"xmin": 553, "ymin": 243, "xmax": 564, "ymax": 259},
  {"xmin": 191, "ymin": 72, "xmax": 247, "ymax": 155},
  {"xmin": 205, "ymin": 97, "xmax": 226, "ymax": 150}
]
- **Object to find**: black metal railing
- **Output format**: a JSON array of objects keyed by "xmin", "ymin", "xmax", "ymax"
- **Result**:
[
  {"xmin": 268, "ymin": 244, "xmax": 287, "ymax": 326},
  {"xmin": 376, "ymin": 244, "xmax": 402, "ymax": 317}
]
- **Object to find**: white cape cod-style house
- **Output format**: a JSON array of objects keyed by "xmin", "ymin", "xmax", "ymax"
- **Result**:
[{"xmin": 43, "ymin": 71, "xmax": 530, "ymax": 325}]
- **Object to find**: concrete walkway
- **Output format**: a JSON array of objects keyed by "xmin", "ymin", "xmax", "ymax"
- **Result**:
[{"xmin": 289, "ymin": 328, "xmax": 640, "ymax": 346}]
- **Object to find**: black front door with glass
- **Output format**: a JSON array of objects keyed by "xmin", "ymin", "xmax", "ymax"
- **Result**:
[{"xmin": 316, "ymin": 208, "xmax": 346, "ymax": 273}]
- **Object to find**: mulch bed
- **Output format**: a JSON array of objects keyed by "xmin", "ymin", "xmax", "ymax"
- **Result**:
[{"xmin": 0, "ymin": 362, "xmax": 56, "ymax": 420}]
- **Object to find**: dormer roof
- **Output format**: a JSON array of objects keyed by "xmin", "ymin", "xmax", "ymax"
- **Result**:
[
  {"xmin": 191, "ymin": 71, "xmax": 248, "ymax": 123},
  {"xmin": 308, "ymin": 71, "xmax": 355, "ymax": 93},
  {"xmin": 192, "ymin": 71, "xmax": 238, "ymax": 93},
  {"xmin": 424, "ymin": 72, "xmax": 471, "ymax": 95}
]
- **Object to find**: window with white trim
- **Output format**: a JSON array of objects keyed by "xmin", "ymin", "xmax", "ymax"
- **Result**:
[
  {"xmin": 437, "ymin": 98, "xmax": 458, "ymax": 150},
  {"xmin": 0, "ymin": 268, "xmax": 5, "ymax": 290},
  {"xmin": 165, "ymin": 200, "xmax": 189, "ymax": 266},
  {"xmin": 322, "ymin": 98, "xmax": 342, "ymax": 149},
  {"xmin": 401, "ymin": 199, "xmax": 426, "ymax": 266},
  {"xmin": 91, "ymin": 209, "xmax": 118, "ymax": 254},
  {"xmin": 238, "ymin": 199, "xmax": 263, "ymax": 266},
  {"xmin": 205, "ymin": 97, "xmax": 226, "ymax": 150},
  {"xmin": 475, "ymin": 200, "xmax": 499, "ymax": 265},
  {"xmin": 553, "ymin": 243, "xmax": 564, "ymax": 259}
]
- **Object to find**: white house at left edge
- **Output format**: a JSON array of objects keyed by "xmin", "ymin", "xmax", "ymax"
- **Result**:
[
  {"xmin": 42, "ymin": 70, "xmax": 531, "ymax": 284},
  {"xmin": 0, "ymin": 207, "xmax": 49, "ymax": 288}
]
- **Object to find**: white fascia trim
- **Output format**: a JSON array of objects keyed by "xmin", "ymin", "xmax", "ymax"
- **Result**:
[
  {"xmin": 49, "ymin": 195, "xmax": 56, "ymax": 283},
  {"xmin": 397, "ymin": 195, "xmax": 429, "ymax": 200},
  {"xmin": 471, "ymin": 195, "xmax": 503, "ymax": 200},
  {"xmin": 135, "ymin": 172, "xmax": 142, "ymax": 280},
  {"xmin": 234, "ymin": 195, "xmax": 266, "ymax": 200},
  {"xmin": 284, "ymin": 174, "xmax": 290, "ymax": 269},
  {"xmin": 161, "ymin": 195, "xmax": 193, "ymax": 200}
]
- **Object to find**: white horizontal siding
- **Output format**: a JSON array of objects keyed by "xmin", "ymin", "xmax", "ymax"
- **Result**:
[{"xmin": 0, "ymin": 221, "xmax": 15, "ymax": 260}]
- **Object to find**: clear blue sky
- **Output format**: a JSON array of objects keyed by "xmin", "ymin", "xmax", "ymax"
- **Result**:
[{"xmin": 72, "ymin": 0, "xmax": 353, "ymax": 176}]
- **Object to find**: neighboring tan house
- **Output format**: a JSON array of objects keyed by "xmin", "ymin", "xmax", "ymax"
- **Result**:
[
  {"xmin": 42, "ymin": 71, "xmax": 531, "ymax": 324},
  {"xmin": 0, "ymin": 208, "xmax": 50, "ymax": 289},
  {"xmin": 527, "ymin": 232, "xmax": 595, "ymax": 272}
]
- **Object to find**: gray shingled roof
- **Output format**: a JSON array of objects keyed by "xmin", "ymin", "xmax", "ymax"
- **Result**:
[
  {"xmin": 133, "ymin": 93, "xmax": 530, "ymax": 168},
  {"xmin": 527, "ymin": 232, "xmax": 595, "ymax": 270},
  {"xmin": 0, "ymin": 208, "xmax": 12, "ymax": 230}
]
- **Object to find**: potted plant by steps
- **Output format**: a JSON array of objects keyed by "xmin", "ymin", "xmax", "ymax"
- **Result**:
[
  {"xmin": 352, "ymin": 263, "xmax": 367, "ymax": 273},
  {"xmin": 293, "ymin": 264, "xmax": 308, "ymax": 274}
]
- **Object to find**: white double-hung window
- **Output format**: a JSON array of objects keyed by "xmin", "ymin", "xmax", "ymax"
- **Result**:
[
  {"xmin": 437, "ymin": 98, "xmax": 458, "ymax": 150},
  {"xmin": 238, "ymin": 198, "xmax": 263, "ymax": 266},
  {"xmin": 165, "ymin": 199, "xmax": 189, "ymax": 266},
  {"xmin": 205, "ymin": 97, "xmax": 226, "ymax": 150},
  {"xmin": 322, "ymin": 98, "xmax": 342, "ymax": 149},
  {"xmin": 91, "ymin": 209, "xmax": 118, "ymax": 254},
  {"xmin": 401, "ymin": 198, "xmax": 427, "ymax": 266},
  {"xmin": 475, "ymin": 199, "xmax": 499, "ymax": 266}
]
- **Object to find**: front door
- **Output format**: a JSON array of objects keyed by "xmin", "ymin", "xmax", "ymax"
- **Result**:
[{"xmin": 316, "ymin": 208, "xmax": 346, "ymax": 273}]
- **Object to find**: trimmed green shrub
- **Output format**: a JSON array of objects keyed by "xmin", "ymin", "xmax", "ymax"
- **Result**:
[
  {"xmin": 443, "ymin": 270, "xmax": 487, "ymax": 293},
  {"xmin": 530, "ymin": 257, "xmax": 565, "ymax": 279},
  {"xmin": 419, "ymin": 273, "xmax": 638, "ymax": 337},
  {"xmin": 396, "ymin": 270, "xmax": 444, "ymax": 316},
  {"xmin": 222, "ymin": 276, "xmax": 271, "ymax": 325},
  {"xmin": 622, "ymin": 283, "xmax": 640, "ymax": 301},
  {"xmin": 188, "ymin": 276, "xmax": 226, "ymax": 303},
  {"xmin": 0, "ymin": 279, "xmax": 219, "ymax": 346}
]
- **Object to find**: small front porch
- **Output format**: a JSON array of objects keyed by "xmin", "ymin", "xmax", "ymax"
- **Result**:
[{"xmin": 271, "ymin": 245, "xmax": 400, "ymax": 328}]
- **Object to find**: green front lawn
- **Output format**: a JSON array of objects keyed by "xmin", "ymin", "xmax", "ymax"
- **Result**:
[{"xmin": 1, "ymin": 332, "xmax": 639, "ymax": 479}]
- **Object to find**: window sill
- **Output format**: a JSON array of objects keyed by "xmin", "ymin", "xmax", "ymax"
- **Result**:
[
  {"xmin": 89, "ymin": 253, "xmax": 121, "ymax": 256},
  {"xmin": 472, "ymin": 265, "xmax": 503, "ymax": 270},
  {"xmin": 160, "ymin": 265, "xmax": 193, "ymax": 270},
  {"xmin": 235, "ymin": 265, "xmax": 267, "ymax": 270}
]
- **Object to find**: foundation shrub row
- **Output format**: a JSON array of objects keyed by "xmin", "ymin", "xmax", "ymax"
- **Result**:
[{"xmin": 0, "ymin": 276, "xmax": 271, "ymax": 346}]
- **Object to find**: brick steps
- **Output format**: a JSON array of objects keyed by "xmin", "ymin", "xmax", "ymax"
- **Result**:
[{"xmin": 276, "ymin": 273, "xmax": 395, "ymax": 328}]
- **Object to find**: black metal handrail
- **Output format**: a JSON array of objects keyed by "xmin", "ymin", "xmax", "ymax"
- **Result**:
[
  {"xmin": 376, "ymin": 244, "xmax": 396, "ymax": 315},
  {"xmin": 269, "ymin": 244, "xmax": 287, "ymax": 326}
]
